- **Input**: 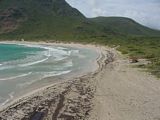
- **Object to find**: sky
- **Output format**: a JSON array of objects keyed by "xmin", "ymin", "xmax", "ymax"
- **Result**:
[{"xmin": 66, "ymin": 0, "xmax": 160, "ymax": 30}]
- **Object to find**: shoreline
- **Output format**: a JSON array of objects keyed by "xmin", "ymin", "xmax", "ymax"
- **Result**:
[
  {"xmin": 0, "ymin": 41, "xmax": 100, "ymax": 108},
  {"xmin": 0, "ymin": 42, "xmax": 111, "ymax": 120},
  {"xmin": 0, "ymin": 41, "xmax": 159, "ymax": 120},
  {"xmin": 0, "ymin": 41, "xmax": 100, "ymax": 73}
]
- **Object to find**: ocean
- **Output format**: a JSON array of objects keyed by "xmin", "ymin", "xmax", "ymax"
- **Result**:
[{"xmin": 0, "ymin": 43, "xmax": 98, "ymax": 106}]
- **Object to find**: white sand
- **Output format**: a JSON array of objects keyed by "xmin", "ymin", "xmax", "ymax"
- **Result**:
[{"xmin": 89, "ymin": 48, "xmax": 160, "ymax": 120}]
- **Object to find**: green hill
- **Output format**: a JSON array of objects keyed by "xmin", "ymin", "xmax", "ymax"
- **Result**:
[
  {"xmin": 90, "ymin": 17, "xmax": 160, "ymax": 36},
  {"xmin": 0, "ymin": 0, "xmax": 159, "ymax": 41}
]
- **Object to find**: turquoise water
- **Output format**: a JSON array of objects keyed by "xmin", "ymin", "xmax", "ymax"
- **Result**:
[
  {"xmin": 0, "ymin": 43, "xmax": 98, "ymax": 107},
  {"xmin": 0, "ymin": 44, "xmax": 44, "ymax": 63}
]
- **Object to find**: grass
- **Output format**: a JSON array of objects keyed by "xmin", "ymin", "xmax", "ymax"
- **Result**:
[{"xmin": 97, "ymin": 36, "xmax": 160, "ymax": 78}]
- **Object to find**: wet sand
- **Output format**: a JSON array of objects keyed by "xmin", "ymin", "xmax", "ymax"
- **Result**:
[
  {"xmin": 0, "ymin": 41, "xmax": 100, "ymax": 107},
  {"xmin": 0, "ymin": 43, "xmax": 110, "ymax": 120}
]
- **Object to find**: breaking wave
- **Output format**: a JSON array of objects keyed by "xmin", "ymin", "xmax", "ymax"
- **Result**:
[
  {"xmin": 0, "ymin": 72, "xmax": 32, "ymax": 81},
  {"xmin": 0, "ymin": 43, "xmax": 92, "ymax": 107}
]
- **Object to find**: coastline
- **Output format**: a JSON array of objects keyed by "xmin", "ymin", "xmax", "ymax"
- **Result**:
[
  {"xmin": 1, "ymin": 41, "xmax": 159, "ymax": 120},
  {"xmin": 0, "ymin": 41, "xmax": 100, "ymax": 107},
  {"xmin": 0, "ymin": 42, "xmax": 111, "ymax": 120},
  {"xmin": 0, "ymin": 41, "xmax": 100, "ymax": 74}
]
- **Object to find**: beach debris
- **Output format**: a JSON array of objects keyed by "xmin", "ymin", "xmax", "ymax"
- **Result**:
[
  {"xmin": 129, "ymin": 57, "xmax": 139, "ymax": 63},
  {"xmin": 0, "ymin": 77, "xmax": 95, "ymax": 120}
]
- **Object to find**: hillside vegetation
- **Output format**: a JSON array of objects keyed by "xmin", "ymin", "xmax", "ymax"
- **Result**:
[
  {"xmin": 0, "ymin": 0, "xmax": 160, "ymax": 40},
  {"xmin": 97, "ymin": 36, "xmax": 160, "ymax": 78},
  {"xmin": 90, "ymin": 17, "xmax": 160, "ymax": 36}
]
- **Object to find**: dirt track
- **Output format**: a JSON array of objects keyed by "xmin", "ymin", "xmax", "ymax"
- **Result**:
[{"xmin": 89, "ymin": 49, "xmax": 160, "ymax": 120}]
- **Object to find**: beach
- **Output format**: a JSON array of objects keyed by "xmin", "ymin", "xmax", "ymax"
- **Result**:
[
  {"xmin": 0, "ymin": 42, "xmax": 110, "ymax": 120},
  {"xmin": 89, "ymin": 48, "xmax": 160, "ymax": 120},
  {"xmin": 0, "ymin": 42, "xmax": 160, "ymax": 120},
  {"xmin": 0, "ymin": 41, "xmax": 100, "ymax": 107}
]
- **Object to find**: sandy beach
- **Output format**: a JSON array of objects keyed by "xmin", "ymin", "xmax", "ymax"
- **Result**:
[
  {"xmin": 89, "ymin": 48, "xmax": 160, "ymax": 120},
  {"xmin": 0, "ymin": 42, "xmax": 160, "ymax": 120},
  {"xmin": 0, "ymin": 42, "xmax": 109, "ymax": 120}
]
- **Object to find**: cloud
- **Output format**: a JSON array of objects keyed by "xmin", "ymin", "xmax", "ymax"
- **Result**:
[{"xmin": 66, "ymin": 0, "xmax": 160, "ymax": 30}]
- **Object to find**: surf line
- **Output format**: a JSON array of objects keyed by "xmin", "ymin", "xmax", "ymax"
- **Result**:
[
  {"xmin": 19, "ymin": 57, "xmax": 49, "ymax": 67},
  {"xmin": 0, "ymin": 72, "xmax": 32, "ymax": 81},
  {"xmin": 0, "ymin": 92, "xmax": 15, "ymax": 106}
]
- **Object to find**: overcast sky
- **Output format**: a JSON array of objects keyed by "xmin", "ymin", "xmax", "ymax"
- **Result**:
[{"xmin": 66, "ymin": 0, "xmax": 160, "ymax": 30}]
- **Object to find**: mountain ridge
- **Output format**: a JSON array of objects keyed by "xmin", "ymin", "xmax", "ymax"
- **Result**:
[
  {"xmin": 90, "ymin": 16, "xmax": 160, "ymax": 36},
  {"xmin": 0, "ymin": 0, "xmax": 159, "ymax": 40}
]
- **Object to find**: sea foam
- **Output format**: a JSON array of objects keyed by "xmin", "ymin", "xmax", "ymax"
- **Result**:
[
  {"xmin": 19, "ymin": 57, "xmax": 49, "ymax": 67},
  {"xmin": 0, "ymin": 43, "xmax": 90, "ymax": 107},
  {"xmin": 1, "ymin": 92, "xmax": 15, "ymax": 106},
  {"xmin": 0, "ymin": 72, "xmax": 32, "ymax": 81}
]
